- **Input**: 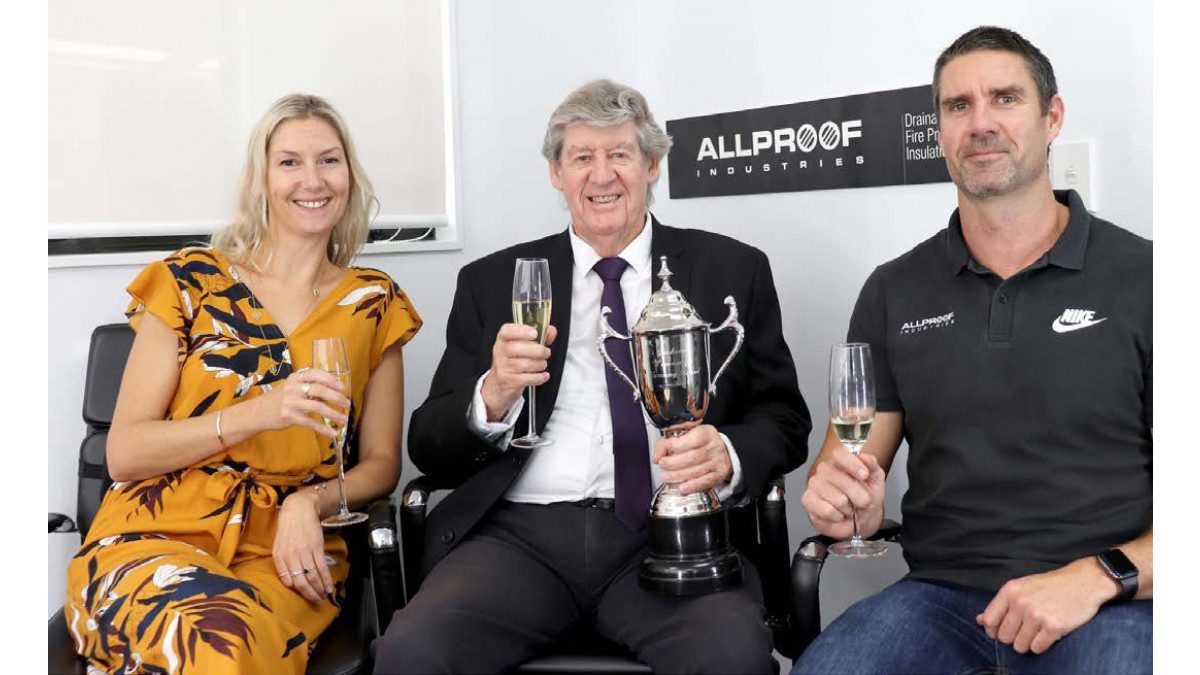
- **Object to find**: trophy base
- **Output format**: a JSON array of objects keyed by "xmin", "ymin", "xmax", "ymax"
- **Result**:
[{"xmin": 638, "ymin": 508, "xmax": 743, "ymax": 596}]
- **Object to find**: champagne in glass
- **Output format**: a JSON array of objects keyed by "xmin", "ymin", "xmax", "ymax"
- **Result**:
[
  {"xmin": 512, "ymin": 298, "xmax": 552, "ymax": 345},
  {"xmin": 312, "ymin": 336, "xmax": 368, "ymax": 528},
  {"xmin": 831, "ymin": 417, "xmax": 873, "ymax": 448},
  {"xmin": 828, "ymin": 342, "xmax": 886, "ymax": 557},
  {"xmin": 509, "ymin": 258, "xmax": 554, "ymax": 449}
]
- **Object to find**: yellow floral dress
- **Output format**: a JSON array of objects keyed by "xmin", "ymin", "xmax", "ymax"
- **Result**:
[{"xmin": 64, "ymin": 247, "xmax": 421, "ymax": 674}]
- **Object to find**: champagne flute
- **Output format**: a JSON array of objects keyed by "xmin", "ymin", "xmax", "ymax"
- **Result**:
[
  {"xmin": 312, "ymin": 336, "xmax": 368, "ymax": 528},
  {"xmin": 828, "ymin": 342, "xmax": 886, "ymax": 557},
  {"xmin": 509, "ymin": 258, "xmax": 553, "ymax": 449}
]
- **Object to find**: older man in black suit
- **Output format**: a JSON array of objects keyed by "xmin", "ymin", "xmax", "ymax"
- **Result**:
[{"xmin": 374, "ymin": 79, "xmax": 810, "ymax": 675}]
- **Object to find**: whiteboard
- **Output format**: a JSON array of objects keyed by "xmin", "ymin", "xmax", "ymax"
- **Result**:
[{"xmin": 49, "ymin": 0, "xmax": 447, "ymax": 235}]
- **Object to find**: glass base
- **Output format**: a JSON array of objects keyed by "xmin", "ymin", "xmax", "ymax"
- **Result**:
[
  {"xmin": 321, "ymin": 511, "xmax": 369, "ymax": 528},
  {"xmin": 510, "ymin": 434, "xmax": 553, "ymax": 449},
  {"xmin": 828, "ymin": 538, "xmax": 887, "ymax": 558}
]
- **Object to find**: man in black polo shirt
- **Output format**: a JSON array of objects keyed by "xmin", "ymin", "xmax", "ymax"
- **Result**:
[{"xmin": 792, "ymin": 26, "xmax": 1151, "ymax": 674}]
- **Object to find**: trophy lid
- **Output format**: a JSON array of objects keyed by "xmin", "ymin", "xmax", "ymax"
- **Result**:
[{"xmin": 632, "ymin": 257, "xmax": 706, "ymax": 334}]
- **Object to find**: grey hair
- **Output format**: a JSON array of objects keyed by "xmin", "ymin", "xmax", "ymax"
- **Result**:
[
  {"xmin": 542, "ymin": 79, "xmax": 673, "ymax": 205},
  {"xmin": 933, "ymin": 26, "xmax": 1059, "ymax": 115},
  {"xmin": 211, "ymin": 93, "xmax": 377, "ymax": 269}
]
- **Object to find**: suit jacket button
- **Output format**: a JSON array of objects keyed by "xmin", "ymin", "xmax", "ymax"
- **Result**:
[
  {"xmin": 440, "ymin": 530, "xmax": 455, "ymax": 544},
  {"xmin": 474, "ymin": 451, "xmax": 490, "ymax": 463}
]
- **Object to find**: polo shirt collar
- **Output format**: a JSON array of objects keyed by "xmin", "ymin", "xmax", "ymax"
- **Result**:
[
  {"xmin": 944, "ymin": 189, "xmax": 1091, "ymax": 276},
  {"xmin": 1046, "ymin": 190, "xmax": 1090, "ymax": 270}
]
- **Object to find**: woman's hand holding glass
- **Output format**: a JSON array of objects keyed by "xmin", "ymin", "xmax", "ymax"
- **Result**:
[
  {"xmin": 256, "ymin": 366, "xmax": 349, "ymax": 598},
  {"xmin": 253, "ymin": 368, "xmax": 349, "ymax": 437}
]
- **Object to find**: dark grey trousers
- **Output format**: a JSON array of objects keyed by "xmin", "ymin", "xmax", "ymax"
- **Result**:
[{"xmin": 374, "ymin": 500, "xmax": 774, "ymax": 675}]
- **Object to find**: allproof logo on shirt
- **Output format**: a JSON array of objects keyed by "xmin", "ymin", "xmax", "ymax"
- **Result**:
[{"xmin": 899, "ymin": 311, "xmax": 955, "ymax": 335}]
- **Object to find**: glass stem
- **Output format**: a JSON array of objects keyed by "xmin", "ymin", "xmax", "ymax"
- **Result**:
[
  {"xmin": 526, "ymin": 385, "xmax": 537, "ymax": 438},
  {"xmin": 848, "ymin": 443, "xmax": 863, "ymax": 543},
  {"xmin": 335, "ymin": 436, "xmax": 350, "ymax": 516}
]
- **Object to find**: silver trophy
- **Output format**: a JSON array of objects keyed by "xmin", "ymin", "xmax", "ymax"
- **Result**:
[{"xmin": 598, "ymin": 256, "xmax": 745, "ymax": 595}]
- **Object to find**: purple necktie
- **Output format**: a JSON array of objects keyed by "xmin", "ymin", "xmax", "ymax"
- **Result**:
[{"xmin": 594, "ymin": 257, "xmax": 652, "ymax": 531}]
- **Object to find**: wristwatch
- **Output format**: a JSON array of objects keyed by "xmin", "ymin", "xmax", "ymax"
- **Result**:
[{"xmin": 1095, "ymin": 549, "xmax": 1138, "ymax": 603}]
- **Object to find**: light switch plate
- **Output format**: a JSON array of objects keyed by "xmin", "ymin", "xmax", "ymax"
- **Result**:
[{"xmin": 1050, "ymin": 140, "xmax": 1096, "ymax": 211}]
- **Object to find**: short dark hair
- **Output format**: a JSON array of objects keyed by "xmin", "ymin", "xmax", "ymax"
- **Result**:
[{"xmin": 933, "ymin": 26, "xmax": 1058, "ymax": 115}]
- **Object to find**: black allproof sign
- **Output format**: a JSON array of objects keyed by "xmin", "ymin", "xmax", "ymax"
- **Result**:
[{"xmin": 666, "ymin": 85, "xmax": 951, "ymax": 199}]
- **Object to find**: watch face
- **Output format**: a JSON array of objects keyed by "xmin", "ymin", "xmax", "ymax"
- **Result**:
[{"xmin": 1100, "ymin": 550, "xmax": 1138, "ymax": 578}]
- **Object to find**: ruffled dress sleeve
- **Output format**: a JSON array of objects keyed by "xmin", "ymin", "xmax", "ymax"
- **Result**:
[
  {"xmin": 369, "ymin": 275, "xmax": 422, "ymax": 371},
  {"xmin": 124, "ymin": 250, "xmax": 208, "ymax": 363}
]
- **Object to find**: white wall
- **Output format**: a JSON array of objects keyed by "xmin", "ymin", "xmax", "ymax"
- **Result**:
[{"xmin": 48, "ymin": 0, "xmax": 1152, "ymax": 645}]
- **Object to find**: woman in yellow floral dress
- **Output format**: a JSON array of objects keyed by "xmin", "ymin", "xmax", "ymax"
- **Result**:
[{"xmin": 65, "ymin": 93, "xmax": 421, "ymax": 674}]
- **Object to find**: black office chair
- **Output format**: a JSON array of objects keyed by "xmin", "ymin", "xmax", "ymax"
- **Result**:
[
  {"xmin": 789, "ymin": 520, "xmax": 904, "ymax": 653},
  {"xmin": 396, "ymin": 472, "xmax": 803, "ymax": 674},
  {"xmin": 47, "ymin": 324, "xmax": 406, "ymax": 675}
]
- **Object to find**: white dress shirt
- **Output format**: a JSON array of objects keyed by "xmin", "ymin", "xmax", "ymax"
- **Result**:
[{"xmin": 466, "ymin": 214, "xmax": 744, "ymax": 503}]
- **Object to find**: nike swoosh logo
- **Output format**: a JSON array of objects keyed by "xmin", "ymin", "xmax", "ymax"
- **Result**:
[{"xmin": 1052, "ymin": 317, "xmax": 1108, "ymax": 333}]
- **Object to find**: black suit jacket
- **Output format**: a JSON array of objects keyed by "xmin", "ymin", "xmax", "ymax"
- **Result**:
[{"xmin": 408, "ymin": 217, "xmax": 811, "ymax": 573}]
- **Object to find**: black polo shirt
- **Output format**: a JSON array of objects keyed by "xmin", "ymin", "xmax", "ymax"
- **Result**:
[{"xmin": 848, "ymin": 190, "xmax": 1152, "ymax": 591}]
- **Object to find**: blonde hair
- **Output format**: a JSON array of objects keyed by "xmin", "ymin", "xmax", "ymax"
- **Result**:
[{"xmin": 212, "ymin": 93, "xmax": 376, "ymax": 268}]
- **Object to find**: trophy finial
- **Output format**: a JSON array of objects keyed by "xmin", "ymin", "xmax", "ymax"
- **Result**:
[{"xmin": 657, "ymin": 256, "xmax": 674, "ymax": 291}]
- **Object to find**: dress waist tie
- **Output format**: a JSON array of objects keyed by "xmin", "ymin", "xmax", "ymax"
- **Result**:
[{"xmin": 203, "ymin": 465, "xmax": 306, "ymax": 565}]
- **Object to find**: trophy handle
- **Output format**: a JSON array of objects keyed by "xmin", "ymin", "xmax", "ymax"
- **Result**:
[
  {"xmin": 597, "ymin": 306, "xmax": 641, "ymax": 401},
  {"xmin": 708, "ymin": 296, "xmax": 745, "ymax": 396}
]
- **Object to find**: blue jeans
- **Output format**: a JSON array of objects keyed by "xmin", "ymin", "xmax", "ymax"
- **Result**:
[{"xmin": 791, "ymin": 579, "xmax": 1151, "ymax": 675}]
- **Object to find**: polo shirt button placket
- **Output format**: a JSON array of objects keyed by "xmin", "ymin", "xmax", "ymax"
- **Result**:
[{"xmin": 989, "ymin": 282, "xmax": 1017, "ymax": 344}]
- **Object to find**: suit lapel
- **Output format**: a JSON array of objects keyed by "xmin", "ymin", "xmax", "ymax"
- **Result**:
[
  {"xmin": 649, "ymin": 215, "xmax": 691, "ymax": 300},
  {"xmin": 536, "ymin": 230, "xmax": 574, "ymax": 428}
]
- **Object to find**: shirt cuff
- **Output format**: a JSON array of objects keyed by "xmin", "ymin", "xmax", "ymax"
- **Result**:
[
  {"xmin": 467, "ymin": 371, "xmax": 523, "ymax": 448},
  {"xmin": 715, "ymin": 432, "xmax": 744, "ymax": 503}
]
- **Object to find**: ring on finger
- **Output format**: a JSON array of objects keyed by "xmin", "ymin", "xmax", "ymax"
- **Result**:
[
  {"xmin": 300, "ymin": 382, "xmax": 312, "ymax": 398},
  {"xmin": 291, "ymin": 568, "xmax": 310, "ymax": 577}
]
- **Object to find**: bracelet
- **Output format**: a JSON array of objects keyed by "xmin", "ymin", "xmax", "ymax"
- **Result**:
[
  {"xmin": 311, "ymin": 482, "xmax": 330, "ymax": 494},
  {"xmin": 215, "ymin": 409, "xmax": 229, "ymax": 450}
]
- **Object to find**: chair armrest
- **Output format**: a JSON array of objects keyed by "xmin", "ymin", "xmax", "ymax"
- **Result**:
[
  {"xmin": 754, "ymin": 476, "xmax": 801, "ymax": 659},
  {"xmin": 49, "ymin": 513, "xmax": 78, "ymax": 534},
  {"xmin": 790, "ymin": 519, "xmax": 902, "ymax": 653},
  {"xmin": 399, "ymin": 474, "xmax": 461, "ymax": 603},
  {"xmin": 367, "ymin": 498, "xmax": 402, "ymax": 634},
  {"xmin": 399, "ymin": 477, "xmax": 429, "ymax": 605}
]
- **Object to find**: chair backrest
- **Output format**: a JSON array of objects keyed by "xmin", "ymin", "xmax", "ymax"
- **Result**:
[{"xmin": 76, "ymin": 324, "xmax": 135, "ymax": 537}]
